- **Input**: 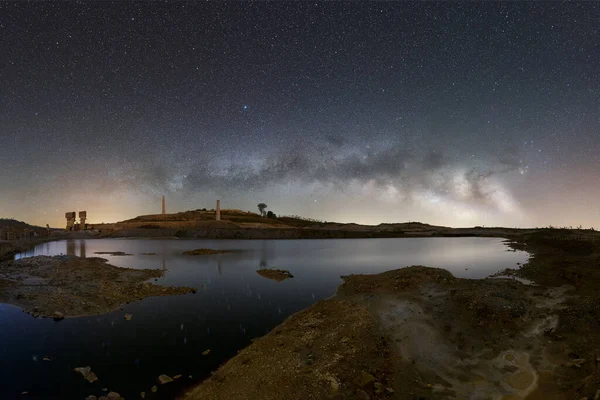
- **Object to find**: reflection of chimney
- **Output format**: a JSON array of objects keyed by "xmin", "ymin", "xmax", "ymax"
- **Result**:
[
  {"xmin": 67, "ymin": 240, "xmax": 76, "ymax": 256},
  {"xmin": 216, "ymin": 199, "xmax": 221, "ymax": 221},
  {"xmin": 162, "ymin": 196, "xmax": 166, "ymax": 215},
  {"xmin": 79, "ymin": 240, "xmax": 86, "ymax": 258}
]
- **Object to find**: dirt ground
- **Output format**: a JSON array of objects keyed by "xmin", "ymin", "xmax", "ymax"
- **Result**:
[
  {"xmin": 0, "ymin": 255, "xmax": 195, "ymax": 318},
  {"xmin": 184, "ymin": 234, "xmax": 600, "ymax": 400}
]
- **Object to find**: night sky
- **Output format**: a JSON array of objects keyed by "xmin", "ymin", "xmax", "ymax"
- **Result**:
[{"xmin": 1, "ymin": 1, "xmax": 599, "ymax": 228}]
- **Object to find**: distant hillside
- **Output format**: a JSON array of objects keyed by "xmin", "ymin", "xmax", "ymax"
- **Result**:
[
  {"xmin": 0, "ymin": 219, "xmax": 47, "ymax": 233},
  {"xmin": 120, "ymin": 209, "xmax": 325, "ymax": 228}
]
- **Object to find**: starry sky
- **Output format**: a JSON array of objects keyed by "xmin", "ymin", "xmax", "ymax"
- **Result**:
[{"xmin": 1, "ymin": 1, "xmax": 599, "ymax": 228}]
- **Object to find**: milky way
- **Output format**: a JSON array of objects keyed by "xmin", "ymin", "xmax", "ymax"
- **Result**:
[{"xmin": 1, "ymin": 2, "xmax": 599, "ymax": 228}]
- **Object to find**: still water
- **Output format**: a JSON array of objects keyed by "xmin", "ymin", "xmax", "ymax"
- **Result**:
[{"xmin": 4, "ymin": 238, "xmax": 528, "ymax": 399}]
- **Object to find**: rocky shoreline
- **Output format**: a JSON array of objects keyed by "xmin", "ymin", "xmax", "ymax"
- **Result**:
[
  {"xmin": 0, "ymin": 255, "xmax": 195, "ymax": 318},
  {"xmin": 183, "ymin": 234, "xmax": 600, "ymax": 400}
]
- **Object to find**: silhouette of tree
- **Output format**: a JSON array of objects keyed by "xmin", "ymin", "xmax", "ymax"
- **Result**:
[{"xmin": 257, "ymin": 203, "xmax": 267, "ymax": 217}]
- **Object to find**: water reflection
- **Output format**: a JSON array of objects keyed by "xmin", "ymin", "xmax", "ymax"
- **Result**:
[
  {"xmin": 62, "ymin": 239, "xmax": 88, "ymax": 257},
  {"xmin": 5, "ymin": 238, "xmax": 530, "ymax": 399}
]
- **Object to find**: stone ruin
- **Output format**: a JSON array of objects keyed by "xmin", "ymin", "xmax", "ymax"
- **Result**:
[
  {"xmin": 65, "ymin": 211, "xmax": 88, "ymax": 231},
  {"xmin": 65, "ymin": 212, "xmax": 76, "ymax": 230}
]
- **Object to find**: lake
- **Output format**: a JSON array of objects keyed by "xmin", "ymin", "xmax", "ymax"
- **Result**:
[{"xmin": 3, "ymin": 238, "xmax": 528, "ymax": 399}]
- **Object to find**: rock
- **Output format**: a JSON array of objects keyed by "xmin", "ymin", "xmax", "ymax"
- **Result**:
[
  {"xmin": 74, "ymin": 366, "xmax": 91, "ymax": 378},
  {"xmin": 256, "ymin": 268, "xmax": 294, "ymax": 282},
  {"xmin": 566, "ymin": 358, "xmax": 586, "ymax": 368},
  {"xmin": 202, "ymin": 349, "xmax": 211, "ymax": 356},
  {"xmin": 124, "ymin": 313, "xmax": 132, "ymax": 321},
  {"xmin": 53, "ymin": 311, "xmax": 64, "ymax": 320},
  {"xmin": 353, "ymin": 371, "xmax": 376, "ymax": 388},
  {"xmin": 173, "ymin": 374, "xmax": 182, "ymax": 379},
  {"xmin": 42, "ymin": 356, "xmax": 50, "ymax": 361},
  {"xmin": 595, "ymin": 389, "xmax": 600, "ymax": 400},
  {"xmin": 151, "ymin": 385, "xmax": 157, "ymax": 392},
  {"xmin": 86, "ymin": 396, "xmax": 97, "ymax": 400},
  {"xmin": 355, "ymin": 389, "xmax": 370, "ymax": 400},
  {"xmin": 106, "ymin": 392, "xmax": 121, "ymax": 400},
  {"xmin": 158, "ymin": 374, "xmax": 174, "ymax": 384},
  {"xmin": 140, "ymin": 392, "xmax": 145, "ymax": 398},
  {"xmin": 324, "ymin": 373, "xmax": 340, "ymax": 392},
  {"xmin": 374, "ymin": 382, "xmax": 384, "ymax": 394},
  {"xmin": 86, "ymin": 372, "xmax": 98, "ymax": 383},
  {"xmin": 99, "ymin": 397, "xmax": 108, "ymax": 400},
  {"xmin": 385, "ymin": 387, "xmax": 395, "ymax": 394}
]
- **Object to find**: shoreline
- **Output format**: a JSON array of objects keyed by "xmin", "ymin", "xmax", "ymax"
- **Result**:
[
  {"xmin": 181, "ymin": 232, "xmax": 600, "ymax": 400},
  {"xmin": 4, "ymin": 226, "xmax": 600, "ymax": 398}
]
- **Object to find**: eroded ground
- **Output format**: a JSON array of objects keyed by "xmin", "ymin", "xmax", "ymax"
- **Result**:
[
  {"xmin": 0, "ymin": 255, "xmax": 195, "ymax": 318},
  {"xmin": 184, "ymin": 235, "xmax": 600, "ymax": 400}
]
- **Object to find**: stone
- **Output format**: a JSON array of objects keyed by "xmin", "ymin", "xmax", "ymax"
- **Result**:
[
  {"xmin": 353, "ymin": 372, "xmax": 376, "ymax": 388},
  {"xmin": 107, "ymin": 392, "xmax": 121, "ymax": 400},
  {"xmin": 173, "ymin": 374, "xmax": 182, "ymax": 379},
  {"xmin": 374, "ymin": 382, "xmax": 384, "ymax": 394},
  {"xmin": 566, "ymin": 358, "xmax": 586, "ymax": 368},
  {"xmin": 355, "ymin": 389, "xmax": 370, "ymax": 400},
  {"xmin": 86, "ymin": 372, "xmax": 98, "ymax": 383},
  {"xmin": 140, "ymin": 392, "xmax": 145, "ymax": 399},
  {"xmin": 124, "ymin": 313, "xmax": 132, "ymax": 321},
  {"xmin": 99, "ymin": 398, "xmax": 108, "ymax": 400},
  {"xmin": 324, "ymin": 373, "xmax": 339, "ymax": 392},
  {"xmin": 595, "ymin": 389, "xmax": 600, "ymax": 400},
  {"xmin": 151, "ymin": 385, "xmax": 157, "ymax": 393},
  {"xmin": 86, "ymin": 396, "xmax": 97, "ymax": 400},
  {"xmin": 202, "ymin": 349, "xmax": 211, "ymax": 356},
  {"xmin": 158, "ymin": 374, "xmax": 174, "ymax": 384},
  {"xmin": 385, "ymin": 387, "xmax": 395, "ymax": 394},
  {"xmin": 53, "ymin": 311, "xmax": 64, "ymax": 320},
  {"xmin": 74, "ymin": 366, "xmax": 91, "ymax": 378},
  {"xmin": 43, "ymin": 356, "xmax": 50, "ymax": 361}
]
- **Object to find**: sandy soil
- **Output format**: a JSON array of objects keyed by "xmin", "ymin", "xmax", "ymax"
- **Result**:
[
  {"xmin": 0, "ymin": 255, "xmax": 195, "ymax": 318},
  {"xmin": 184, "ymin": 235, "xmax": 600, "ymax": 400}
]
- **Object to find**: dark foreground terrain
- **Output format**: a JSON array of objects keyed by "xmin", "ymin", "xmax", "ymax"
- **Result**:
[
  {"xmin": 0, "ymin": 255, "xmax": 195, "ymax": 318},
  {"xmin": 184, "ymin": 232, "xmax": 600, "ymax": 400}
]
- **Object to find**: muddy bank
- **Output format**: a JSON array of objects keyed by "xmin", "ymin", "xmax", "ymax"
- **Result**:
[
  {"xmin": 0, "ymin": 255, "xmax": 195, "ymax": 318},
  {"xmin": 185, "ymin": 237, "xmax": 600, "ymax": 399}
]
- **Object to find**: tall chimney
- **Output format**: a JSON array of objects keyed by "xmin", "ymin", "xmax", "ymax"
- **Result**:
[
  {"xmin": 162, "ymin": 195, "xmax": 166, "ymax": 215},
  {"xmin": 79, "ymin": 211, "xmax": 87, "ymax": 231},
  {"xmin": 216, "ymin": 199, "xmax": 221, "ymax": 221}
]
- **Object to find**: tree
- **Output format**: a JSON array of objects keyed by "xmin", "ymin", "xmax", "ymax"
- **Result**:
[
  {"xmin": 266, "ymin": 211, "xmax": 276, "ymax": 219},
  {"xmin": 257, "ymin": 203, "xmax": 267, "ymax": 217}
]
